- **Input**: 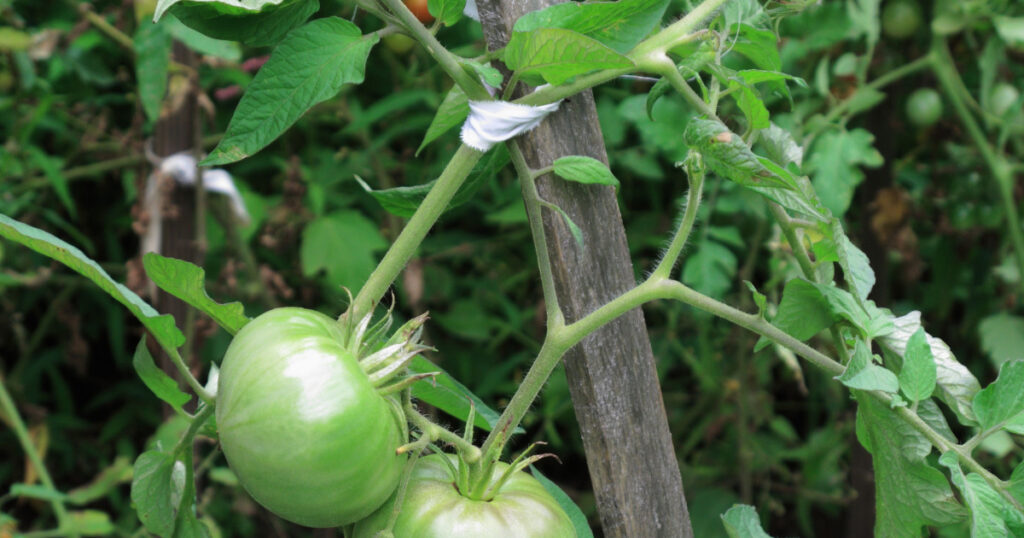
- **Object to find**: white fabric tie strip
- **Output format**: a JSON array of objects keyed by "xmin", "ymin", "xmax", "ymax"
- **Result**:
[
  {"xmin": 154, "ymin": 153, "xmax": 250, "ymax": 223},
  {"xmin": 142, "ymin": 152, "xmax": 250, "ymax": 258},
  {"xmin": 460, "ymin": 100, "xmax": 562, "ymax": 152}
]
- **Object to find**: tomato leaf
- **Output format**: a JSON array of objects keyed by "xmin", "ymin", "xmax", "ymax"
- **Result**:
[
  {"xmin": 512, "ymin": 0, "xmax": 669, "ymax": 54},
  {"xmin": 805, "ymin": 128, "xmax": 883, "ymax": 218},
  {"xmin": 300, "ymin": 211, "xmax": 388, "ymax": 293},
  {"xmin": 134, "ymin": 18, "xmax": 171, "ymax": 121},
  {"xmin": 972, "ymin": 360, "xmax": 1024, "ymax": 433},
  {"xmin": 131, "ymin": 451, "xmax": 180, "ymax": 538},
  {"xmin": 835, "ymin": 340, "xmax": 898, "ymax": 394},
  {"xmin": 69, "ymin": 510, "xmax": 116, "ymax": 537},
  {"xmin": 418, "ymin": 85, "xmax": 468, "ymax": 155},
  {"xmin": 360, "ymin": 145, "xmax": 509, "ymax": 217},
  {"xmin": 978, "ymin": 314, "xmax": 1024, "ymax": 369},
  {"xmin": 155, "ymin": 0, "xmax": 318, "ymax": 47},
  {"xmin": 142, "ymin": 253, "xmax": 250, "ymax": 335},
  {"xmin": 552, "ymin": 155, "xmax": 619, "ymax": 189},
  {"xmin": 939, "ymin": 452, "xmax": 1024, "ymax": 536},
  {"xmin": 173, "ymin": 508, "xmax": 211, "ymax": 538},
  {"xmin": 408, "ymin": 356, "xmax": 519, "ymax": 433},
  {"xmin": 720, "ymin": 504, "xmax": 772, "ymax": 538},
  {"xmin": 427, "ymin": 0, "xmax": 464, "ymax": 26},
  {"xmin": 898, "ymin": 328, "xmax": 936, "ymax": 403},
  {"xmin": 530, "ymin": 466, "xmax": 594, "ymax": 538},
  {"xmin": 203, "ymin": 17, "xmax": 378, "ymax": 165},
  {"xmin": 0, "ymin": 213, "xmax": 185, "ymax": 355},
  {"xmin": 878, "ymin": 311, "xmax": 980, "ymax": 425},
  {"xmin": 855, "ymin": 393, "xmax": 966, "ymax": 535},
  {"xmin": 504, "ymin": 28, "xmax": 634, "ymax": 86},
  {"xmin": 133, "ymin": 338, "xmax": 192, "ymax": 413}
]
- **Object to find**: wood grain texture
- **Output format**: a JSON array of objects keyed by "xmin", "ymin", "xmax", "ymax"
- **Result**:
[{"xmin": 475, "ymin": 2, "xmax": 693, "ymax": 536}]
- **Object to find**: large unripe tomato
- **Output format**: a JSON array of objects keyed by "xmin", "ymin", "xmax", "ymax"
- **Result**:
[
  {"xmin": 216, "ymin": 308, "xmax": 407, "ymax": 528},
  {"xmin": 352, "ymin": 454, "xmax": 577, "ymax": 537},
  {"xmin": 906, "ymin": 88, "xmax": 942, "ymax": 127}
]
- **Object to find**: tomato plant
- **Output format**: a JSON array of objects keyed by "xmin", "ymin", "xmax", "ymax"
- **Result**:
[
  {"xmin": 216, "ymin": 308, "xmax": 408, "ymax": 527},
  {"xmin": 352, "ymin": 454, "xmax": 577, "ymax": 537},
  {"xmin": 881, "ymin": 0, "xmax": 922, "ymax": 39},
  {"xmin": 906, "ymin": 87, "xmax": 942, "ymax": 127}
]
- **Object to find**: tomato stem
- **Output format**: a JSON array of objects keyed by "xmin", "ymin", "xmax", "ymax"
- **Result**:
[
  {"xmin": 350, "ymin": 144, "xmax": 483, "ymax": 320},
  {"xmin": 0, "ymin": 372, "xmax": 75, "ymax": 536}
]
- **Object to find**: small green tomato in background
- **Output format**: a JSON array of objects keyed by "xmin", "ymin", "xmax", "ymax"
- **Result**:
[
  {"xmin": 383, "ymin": 33, "xmax": 417, "ymax": 55},
  {"xmin": 216, "ymin": 308, "xmax": 410, "ymax": 528},
  {"xmin": 353, "ymin": 454, "xmax": 577, "ymax": 537},
  {"xmin": 989, "ymin": 82, "xmax": 1020, "ymax": 118},
  {"xmin": 906, "ymin": 88, "xmax": 943, "ymax": 127},
  {"xmin": 881, "ymin": 0, "xmax": 922, "ymax": 40}
]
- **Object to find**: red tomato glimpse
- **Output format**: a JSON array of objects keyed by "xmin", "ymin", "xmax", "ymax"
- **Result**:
[{"xmin": 405, "ymin": 0, "xmax": 434, "ymax": 24}]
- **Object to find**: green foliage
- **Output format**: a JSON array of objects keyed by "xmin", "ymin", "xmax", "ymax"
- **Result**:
[
  {"xmin": 3, "ymin": 0, "xmax": 1024, "ymax": 536},
  {"xmin": 204, "ymin": 17, "xmax": 379, "ymax": 165}
]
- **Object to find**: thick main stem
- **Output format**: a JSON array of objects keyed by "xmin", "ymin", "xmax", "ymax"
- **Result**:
[{"xmin": 351, "ymin": 144, "xmax": 483, "ymax": 319}]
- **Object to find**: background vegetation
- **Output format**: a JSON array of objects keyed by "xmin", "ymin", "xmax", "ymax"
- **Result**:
[{"xmin": 2, "ymin": 0, "xmax": 1023, "ymax": 535}]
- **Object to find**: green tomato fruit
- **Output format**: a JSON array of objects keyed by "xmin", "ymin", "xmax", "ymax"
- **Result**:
[
  {"xmin": 989, "ymin": 82, "xmax": 1020, "ymax": 118},
  {"xmin": 383, "ymin": 33, "xmax": 416, "ymax": 55},
  {"xmin": 216, "ymin": 308, "xmax": 407, "ymax": 528},
  {"xmin": 906, "ymin": 88, "xmax": 942, "ymax": 127},
  {"xmin": 882, "ymin": 0, "xmax": 922, "ymax": 39},
  {"xmin": 352, "ymin": 454, "xmax": 578, "ymax": 538}
]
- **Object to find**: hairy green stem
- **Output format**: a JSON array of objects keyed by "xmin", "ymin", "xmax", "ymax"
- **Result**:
[
  {"xmin": 505, "ymin": 142, "xmax": 564, "ymax": 328},
  {"xmin": 0, "ymin": 375, "xmax": 75, "ymax": 536},
  {"xmin": 655, "ymin": 56, "xmax": 718, "ymax": 119},
  {"xmin": 651, "ymin": 161, "xmax": 705, "ymax": 279},
  {"xmin": 351, "ymin": 144, "xmax": 483, "ymax": 319},
  {"xmin": 931, "ymin": 39, "xmax": 1024, "ymax": 299},
  {"xmin": 404, "ymin": 400, "xmax": 481, "ymax": 462}
]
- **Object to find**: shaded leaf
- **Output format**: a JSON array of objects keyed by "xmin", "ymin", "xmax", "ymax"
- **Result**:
[
  {"xmin": 512, "ymin": 0, "xmax": 669, "ymax": 54},
  {"xmin": 157, "ymin": 0, "xmax": 318, "ymax": 47},
  {"xmin": 855, "ymin": 394, "xmax": 966, "ymax": 536},
  {"xmin": 721, "ymin": 504, "xmax": 773, "ymax": 538},
  {"xmin": 879, "ymin": 312, "xmax": 979, "ymax": 424},
  {"xmin": 552, "ymin": 155, "xmax": 619, "ymax": 188},
  {"xmin": 133, "ymin": 338, "xmax": 192, "ymax": 413},
  {"xmin": 203, "ymin": 17, "xmax": 377, "ymax": 165},
  {"xmin": 504, "ymin": 28, "xmax": 634, "ymax": 86},
  {"xmin": 0, "ymin": 213, "xmax": 184, "ymax": 355},
  {"xmin": 142, "ymin": 253, "xmax": 250, "ymax": 335},
  {"xmin": 973, "ymin": 360, "xmax": 1024, "ymax": 432},
  {"xmin": 899, "ymin": 328, "xmax": 936, "ymax": 403}
]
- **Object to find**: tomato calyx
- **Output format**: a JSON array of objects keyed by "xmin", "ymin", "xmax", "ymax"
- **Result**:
[
  {"xmin": 459, "ymin": 442, "xmax": 557, "ymax": 502},
  {"xmin": 340, "ymin": 309, "xmax": 436, "ymax": 394}
]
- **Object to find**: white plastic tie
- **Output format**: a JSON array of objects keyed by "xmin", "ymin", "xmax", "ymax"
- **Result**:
[{"xmin": 459, "ymin": 100, "xmax": 561, "ymax": 151}]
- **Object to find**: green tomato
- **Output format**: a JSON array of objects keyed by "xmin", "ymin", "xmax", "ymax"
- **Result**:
[
  {"xmin": 881, "ymin": 0, "xmax": 922, "ymax": 39},
  {"xmin": 906, "ymin": 88, "xmax": 942, "ymax": 127},
  {"xmin": 989, "ymin": 82, "xmax": 1020, "ymax": 118},
  {"xmin": 216, "ymin": 307, "xmax": 407, "ymax": 528},
  {"xmin": 352, "ymin": 454, "xmax": 578, "ymax": 538}
]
